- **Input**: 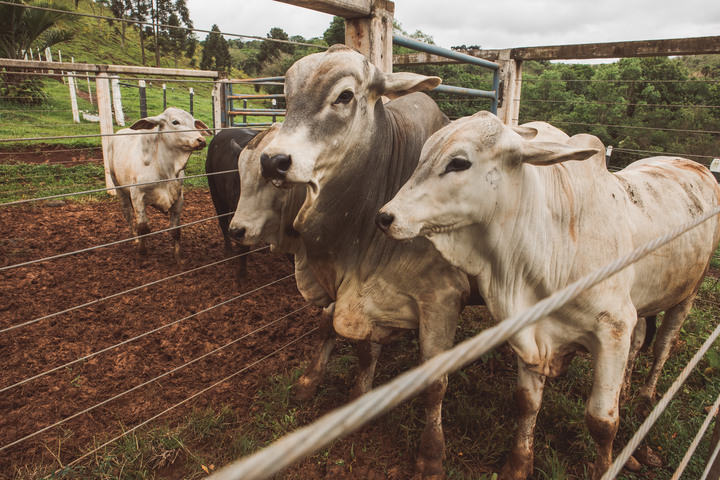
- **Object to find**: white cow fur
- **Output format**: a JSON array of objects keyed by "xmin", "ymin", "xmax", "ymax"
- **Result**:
[
  {"xmin": 379, "ymin": 111, "xmax": 720, "ymax": 479},
  {"xmin": 108, "ymin": 107, "xmax": 210, "ymax": 261}
]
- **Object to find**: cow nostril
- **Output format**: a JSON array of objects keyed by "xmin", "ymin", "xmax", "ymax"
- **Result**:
[
  {"xmin": 261, "ymin": 153, "xmax": 291, "ymax": 181},
  {"xmin": 229, "ymin": 226, "xmax": 246, "ymax": 242},
  {"xmin": 375, "ymin": 212, "xmax": 395, "ymax": 232},
  {"xmin": 274, "ymin": 154, "xmax": 292, "ymax": 173}
]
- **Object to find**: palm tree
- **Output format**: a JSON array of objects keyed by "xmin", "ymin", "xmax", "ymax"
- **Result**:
[
  {"xmin": 0, "ymin": 0, "xmax": 76, "ymax": 102},
  {"xmin": 0, "ymin": 0, "xmax": 75, "ymax": 59}
]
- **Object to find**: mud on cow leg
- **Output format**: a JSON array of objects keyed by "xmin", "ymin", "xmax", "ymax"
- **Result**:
[
  {"xmin": 499, "ymin": 362, "xmax": 545, "ymax": 480},
  {"xmin": 137, "ymin": 222, "xmax": 150, "ymax": 256},
  {"xmin": 295, "ymin": 306, "xmax": 336, "ymax": 401},
  {"xmin": 586, "ymin": 413, "xmax": 619, "ymax": 480},
  {"xmin": 415, "ymin": 376, "xmax": 448, "ymax": 480},
  {"xmin": 171, "ymin": 225, "xmax": 182, "ymax": 263},
  {"xmin": 349, "ymin": 341, "xmax": 381, "ymax": 399}
]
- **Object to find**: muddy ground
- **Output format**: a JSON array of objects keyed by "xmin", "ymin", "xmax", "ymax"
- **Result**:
[{"xmin": 0, "ymin": 175, "xmax": 514, "ymax": 480}]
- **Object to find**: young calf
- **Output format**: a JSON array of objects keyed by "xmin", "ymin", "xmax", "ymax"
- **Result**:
[
  {"xmin": 378, "ymin": 111, "xmax": 720, "ymax": 479},
  {"xmin": 108, "ymin": 107, "xmax": 211, "ymax": 262}
]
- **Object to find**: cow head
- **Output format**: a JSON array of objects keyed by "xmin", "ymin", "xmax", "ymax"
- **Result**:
[
  {"xmin": 259, "ymin": 44, "xmax": 441, "ymax": 193},
  {"xmin": 130, "ymin": 107, "xmax": 211, "ymax": 152},
  {"xmin": 229, "ymin": 124, "xmax": 304, "ymax": 253},
  {"xmin": 377, "ymin": 111, "xmax": 601, "ymax": 241}
]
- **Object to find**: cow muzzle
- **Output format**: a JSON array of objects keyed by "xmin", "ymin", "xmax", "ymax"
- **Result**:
[
  {"xmin": 228, "ymin": 226, "xmax": 246, "ymax": 244},
  {"xmin": 260, "ymin": 153, "xmax": 292, "ymax": 181},
  {"xmin": 375, "ymin": 212, "xmax": 395, "ymax": 233}
]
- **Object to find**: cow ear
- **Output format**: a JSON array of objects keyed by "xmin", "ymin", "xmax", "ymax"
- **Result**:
[
  {"xmin": 230, "ymin": 139, "xmax": 244, "ymax": 157},
  {"xmin": 129, "ymin": 116, "xmax": 162, "ymax": 130},
  {"xmin": 511, "ymin": 125, "xmax": 538, "ymax": 140},
  {"xmin": 194, "ymin": 120, "xmax": 212, "ymax": 136},
  {"xmin": 382, "ymin": 72, "xmax": 441, "ymax": 100},
  {"xmin": 519, "ymin": 141, "xmax": 601, "ymax": 166}
]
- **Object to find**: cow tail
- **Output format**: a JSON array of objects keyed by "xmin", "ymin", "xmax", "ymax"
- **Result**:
[{"xmin": 641, "ymin": 315, "xmax": 658, "ymax": 352}]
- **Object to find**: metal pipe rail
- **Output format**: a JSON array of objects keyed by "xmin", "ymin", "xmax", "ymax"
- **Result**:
[{"xmin": 392, "ymin": 34, "xmax": 501, "ymax": 114}]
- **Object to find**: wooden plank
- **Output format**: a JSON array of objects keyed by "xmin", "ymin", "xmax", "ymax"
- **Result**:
[
  {"xmin": 394, "ymin": 36, "xmax": 720, "ymax": 65},
  {"xmin": 0, "ymin": 58, "xmax": 218, "ymax": 78},
  {"xmin": 273, "ymin": 0, "xmax": 371, "ymax": 18},
  {"xmin": 511, "ymin": 35, "xmax": 720, "ymax": 60}
]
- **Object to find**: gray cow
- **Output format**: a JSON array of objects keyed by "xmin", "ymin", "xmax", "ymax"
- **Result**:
[
  {"xmin": 259, "ymin": 45, "xmax": 474, "ymax": 479},
  {"xmin": 108, "ymin": 107, "xmax": 211, "ymax": 261}
]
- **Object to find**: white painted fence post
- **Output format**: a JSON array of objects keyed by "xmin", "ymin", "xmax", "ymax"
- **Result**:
[
  {"xmin": 45, "ymin": 48, "xmax": 53, "ymax": 74},
  {"xmin": 58, "ymin": 50, "xmax": 66, "ymax": 84},
  {"xmin": 111, "ymin": 77, "xmax": 125, "ymax": 126},
  {"xmin": 96, "ymin": 71, "xmax": 116, "ymax": 195},
  {"xmin": 212, "ymin": 79, "xmax": 225, "ymax": 132},
  {"xmin": 68, "ymin": 73, "xmax": 80, "ymax": 124}
]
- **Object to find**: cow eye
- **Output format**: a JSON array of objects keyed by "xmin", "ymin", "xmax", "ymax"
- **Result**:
[
  {"xmin": 443, "ymin": 158, "xmax": 471, "ymax": 174},
  {"xmin": 172, "ymin": 120, "xmax": 180, "ymax": 125},
  {"xmin": 333, "ymin": 90, "xmax": 354, "ymax": 105}
]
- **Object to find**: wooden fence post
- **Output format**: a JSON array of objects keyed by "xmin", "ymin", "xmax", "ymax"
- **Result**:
[
  {"xmin": 212, "ymin": 79, "xmax": 226, "ymax": 132},
  {"xmin": 96, "ymin": 71, "xmax": 116, "ymax": 195},
  {"xmin": 68, "ymin": 72, "xmax": 80, "ymax": 124},
  {"xmin": 110, "ymin": 77, "xmax": 125, "ymax": 126},
  {"xmin": 495, "ymin": 48, "xmax": 522, "ymax": 126},
  {"xmin": 344, "ymin": 0, "xmax": 394, "ymax": 73}
]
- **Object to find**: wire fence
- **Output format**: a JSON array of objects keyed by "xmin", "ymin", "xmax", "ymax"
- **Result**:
[{"xmin": 2, "ymin": 7, "xmax": 720, "ymax": 478}]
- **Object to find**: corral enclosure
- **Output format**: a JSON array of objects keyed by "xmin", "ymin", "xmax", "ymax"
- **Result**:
[{"xmin": 1, "ymin": 1, "xmax": 720, "ymax": 479}]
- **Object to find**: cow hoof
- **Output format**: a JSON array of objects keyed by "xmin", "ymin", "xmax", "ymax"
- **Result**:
[
  {"xmin": 498, "ymin": 462, "xmax": 532, "ymax": 480},
  {"xmin": 293, "ymin": 381, "xmax": 318, "ymax": 401},
  {"xmin": 416, "ymin": 458, "xmax": 445, "ymax": 480}
]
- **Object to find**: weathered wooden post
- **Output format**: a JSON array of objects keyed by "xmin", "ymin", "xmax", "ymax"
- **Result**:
[
  {"xmin": 96, "ymin": 70, "xmax": 116, "ymax": 195},
  {"xmin": 211, "ymin": 78, "xmax": 225, "ymax": 132},
  {"xmin": 139, "ymin": 80, "xmax": 148, "ymax": 118},
  {"xmin": 189, "ymin": 87, "xmax": 194, "ymax": 116},
  {"xmin": 273, "ymin": 0, "xmax": 395, "ymax": 73},
  {"xmin": 68, "ymin": 73, "xmax": 80, "ymax": 124},
  {"xmin": 344, "ymin": 0, "xmax": 394, "ymax": 73},
  {"xmin": 495, "ymin": 49, "xmax": 522, "ymax": 126},
  {"xmin": 111, "ymin": 76, "xmax": 125, "ymax": 126}
]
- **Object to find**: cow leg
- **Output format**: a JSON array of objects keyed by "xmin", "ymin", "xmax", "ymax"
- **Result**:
[
  {"xmin": 350, "ymin": 341, "xmax": 381, "ymax": 399},
  {"xmin": 622, "ymin": 316, "xmax": 647, "ymax": 403},
  {"xmin": 169, "ymin": 192, "xmax": 184, "ymax": 263},
  {"xmin": 295, "ymin": 305, "xmax": 336, "ymax": 401},
  {"xmin": 130, "ymin": 189, "xmax": 149, "ymax": 256},
  {"xmin": 586, "ymin": 320, "xmax": 633, "ymax": 480},
  {"xmin": 116, "ymin": 189, "xmax": 137, "ymax": 237},
  {"xmin": 499, "ymin": 360, "xmax": 545, "ymax": 480},
  {"xmin": 638, "ymin": 294, "xmax": 695, "ymax": 406},
  {"xmin": 415, "ymin": 306, "xmax": 458, "ymax": 480}
]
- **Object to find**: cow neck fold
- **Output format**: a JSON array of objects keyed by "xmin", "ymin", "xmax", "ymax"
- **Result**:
[{"xmin": 298, "ymin": 94, "xmax": 448, "ymax": 298}]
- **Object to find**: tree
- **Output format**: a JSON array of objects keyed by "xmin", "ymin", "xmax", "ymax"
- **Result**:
[
  {"xmin": 323, "ymin": 16, "xmax": 344, "ymax": 46},
  {"xmin": 200, "ymin": 24, "xmax": 230, "ymax": 74},
  {"xmin": 0, "ymin": 0, "xmax": 76, "ymax": 102},
  {"xmin": 145, "ymin": 0, "xmax": 194, "ymax": 67},
  {"xmin": 256, "ymin": 27, "xmax": 294, "ymax": 68}
]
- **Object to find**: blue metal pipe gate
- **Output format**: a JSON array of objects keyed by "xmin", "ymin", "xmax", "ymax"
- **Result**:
[{"xmin": 226, "ymin": 37, "xmax": 501, "ymax": 127}]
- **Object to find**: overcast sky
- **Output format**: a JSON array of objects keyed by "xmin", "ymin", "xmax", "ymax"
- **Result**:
[{"xmin": 186, "ymin": 0, "xmax": 720, "ymax": 52}]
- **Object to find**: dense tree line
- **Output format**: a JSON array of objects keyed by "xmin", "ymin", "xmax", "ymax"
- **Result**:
[{"xmin": 519, "ymin": 58, "xmax": 720, "ymax": 168}]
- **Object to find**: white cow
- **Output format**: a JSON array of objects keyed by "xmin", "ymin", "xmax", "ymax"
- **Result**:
[
  {"xmin": 378, "ymin": 111, "xmax": 720, "ymax": 479},
  {"xmin": 108, "ymin": 107, "xmax": 211, "ymax": 261}
]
